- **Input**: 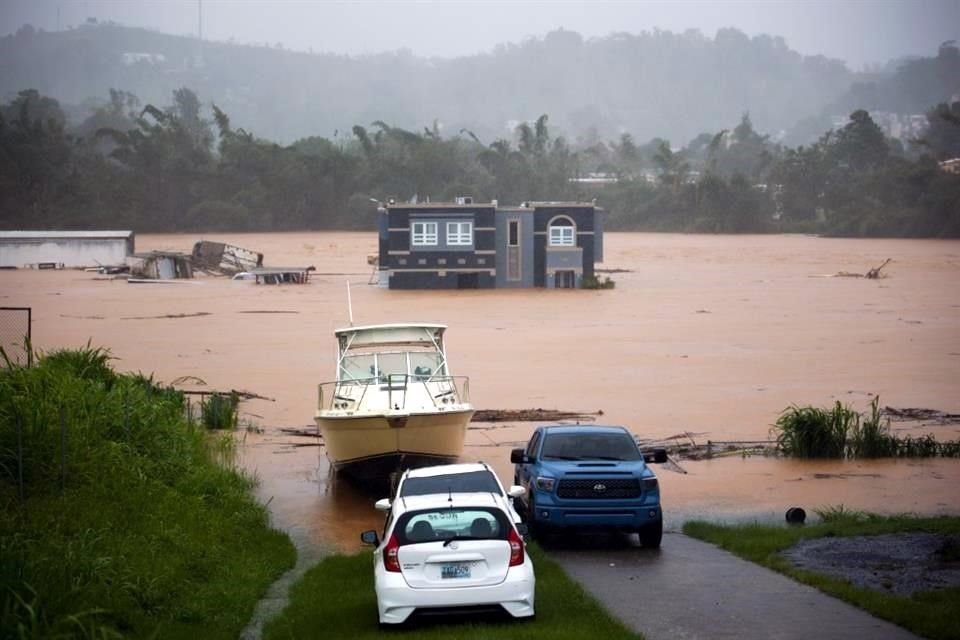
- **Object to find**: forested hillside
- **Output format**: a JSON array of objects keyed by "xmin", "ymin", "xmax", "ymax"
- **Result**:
[{"xmin": 0, "ymin": 21, "xmax": 863, "ymax": 145}]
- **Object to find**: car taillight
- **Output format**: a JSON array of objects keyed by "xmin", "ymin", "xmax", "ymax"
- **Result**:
[
  {"xmin": 384, "ymin": 533, "xmax": 401, "ymax": 572},
  {"xmin": 508, "ymin": 526, "xmax": 524, "ymax": 567}
]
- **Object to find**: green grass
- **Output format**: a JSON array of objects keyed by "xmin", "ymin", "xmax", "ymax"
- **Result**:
[
  {"xmin": 684, "ymin": 512, "xmax": 960, "ymax": 640},
  {"xmin": 773, "ymin": 397, "xmax": 960, "ymax": 459},
  {"xmin": 262, "ymin": 545, "xmax": 642, "ymax": 640},
  {"xmin": 0, "ymin": 346, "xmax": 296, "ymax": 638},
  {"xmin": 201, "ymin": 391, "xmax": 240, "ymax": 430}
]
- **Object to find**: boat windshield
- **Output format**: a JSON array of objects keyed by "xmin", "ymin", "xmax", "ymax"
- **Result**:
[{"xmin": 339, "ymin": 351, "xmax": 447, "ymax": 382}]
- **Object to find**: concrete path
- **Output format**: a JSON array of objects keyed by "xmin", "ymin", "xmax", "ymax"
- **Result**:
[{"xmin": 549, "ymin": 532, "xmax": 921, "ymax": 640}]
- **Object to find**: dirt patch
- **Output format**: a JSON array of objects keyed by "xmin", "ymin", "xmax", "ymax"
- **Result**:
[{"xmin": 782, "ymin": 533, "xmax": 960, "ymax": 596}]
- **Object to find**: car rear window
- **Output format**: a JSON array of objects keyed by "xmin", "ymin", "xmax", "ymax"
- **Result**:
[
  {"xmin": 396, "ymin": 507, "xmax": 509, "ymax": 545},
  {"xmin": 399, "ymin": 470, "xmax": 502, "ymax": 496}
]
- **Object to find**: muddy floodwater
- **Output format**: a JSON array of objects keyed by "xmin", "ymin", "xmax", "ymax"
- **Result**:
[{"xmin": 4, "ymin": 232, "xmax": 960, "ymax": 552}]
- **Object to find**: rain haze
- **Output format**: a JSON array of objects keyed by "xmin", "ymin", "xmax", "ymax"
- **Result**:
[{"xmin": 1, "ymin": 0, "xmax": 958, "ymax": 68}]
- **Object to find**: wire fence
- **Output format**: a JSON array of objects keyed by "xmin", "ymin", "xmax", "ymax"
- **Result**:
[
  {"xmin": 3, "ymin": 377, "xmax": 247, "ymax": 504},
  {"xmin": 0, "ymin": 306, "xmax": 32, "ymax": 367}
]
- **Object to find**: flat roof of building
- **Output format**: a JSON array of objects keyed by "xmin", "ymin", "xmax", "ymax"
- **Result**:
[
  {"xmin": 0, "ymin": 231, "xmax": 134, "ymax": 240},
  {"xmin": 384, "ymin": 202, "xmax": 496, "ymax": 209},
  {"xmin": 383, "ymin": 201, "xmax": 599, "ymax": 209}
]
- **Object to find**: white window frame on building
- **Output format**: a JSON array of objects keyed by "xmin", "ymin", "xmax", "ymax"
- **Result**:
[
  {"xmin": 411, "ymin": 221, "xmax": 438, "ymax": 246},
  {"xmin": 548, "ymin": 217, "xmax": 576, "ymax": 247},
  {"xmin": 446, "ymin": 221, "xmax": 474, "ymax": 246}
]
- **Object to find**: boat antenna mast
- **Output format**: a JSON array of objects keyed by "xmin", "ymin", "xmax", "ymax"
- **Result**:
[{"xmin": 346, "ymin": 281, "xmax": 354, "ymax": 326}]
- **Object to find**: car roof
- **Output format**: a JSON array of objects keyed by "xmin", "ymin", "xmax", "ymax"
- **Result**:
[
  {"xmin": 541, "ymin": 425, "xmax": 632, "ymax": 435},
  {"xmin": 392, "ymin": 492, "xmax": 505, "ymax": 515},
  {"xmin": 404, "ymin": 463, "xmax": 492, "ymax": 478}
]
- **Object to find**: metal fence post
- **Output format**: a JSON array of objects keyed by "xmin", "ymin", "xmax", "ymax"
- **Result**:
[
  {"xmin": 16, "ymin": 414, "xmax": 24, "ymax": 502},
  {"xmin": 26, "ymin": 307, "xmax": 32, "ymax": 367},
  {"xmin": 60, "ymin": 405, "xmax": 67, "ymax": 492}
]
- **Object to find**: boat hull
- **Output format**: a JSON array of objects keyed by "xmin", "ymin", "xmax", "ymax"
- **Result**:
[{"xmin": 315, "ymin": 409, "xmax": 473, "ymax": 478}]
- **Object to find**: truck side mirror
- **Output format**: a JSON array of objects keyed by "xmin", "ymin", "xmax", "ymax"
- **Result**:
[
  {"xmin": 652, "ymin": 448, "xmax": 668, "ymax": 463},
  {"xmin": 643, "ymin": 448, "xmax": 668, "ymax": 464},
  {"xmin": 510, "ymin": 448, "xmax": 529, "ymax": 464}
]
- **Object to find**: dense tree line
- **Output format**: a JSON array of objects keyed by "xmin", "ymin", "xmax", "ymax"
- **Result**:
[{"xmin": 0, "ymin": 87, "xmax": 958, "ymax": 236}]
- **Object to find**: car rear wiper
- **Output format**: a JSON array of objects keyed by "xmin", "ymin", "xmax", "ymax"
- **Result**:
[{"xmin": 442, "ymin": 535, "xmax": 479, "ymax": 547}]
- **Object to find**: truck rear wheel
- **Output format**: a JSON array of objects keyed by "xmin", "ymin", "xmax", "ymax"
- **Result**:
[{"xmin": 639, "ymin": 519, "xmax": 662, "ymax": 548}]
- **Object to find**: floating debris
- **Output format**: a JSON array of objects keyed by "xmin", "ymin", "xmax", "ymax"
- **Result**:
[{"xmin": 471, "ymin": 408, "xmax": 603, "ymax": 422}]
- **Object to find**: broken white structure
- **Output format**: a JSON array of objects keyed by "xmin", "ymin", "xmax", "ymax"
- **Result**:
[{"xmin": 0, "ymin": 231, "xmax": 135, "ymax": 268}]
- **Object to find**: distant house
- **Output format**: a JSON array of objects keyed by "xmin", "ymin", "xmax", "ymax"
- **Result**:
[
  {"xmin": 378, "ymin": 198, "xmax": 603, "ymax": 289},
  {"xmin": 0, "ymin": 231, "xmax": 134, "ymax": 268}
]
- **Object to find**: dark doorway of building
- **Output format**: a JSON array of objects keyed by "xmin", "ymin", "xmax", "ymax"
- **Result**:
[
  {"xmin": 554, "ymin": 270, "xmax": 576, "ymax": 289},
  {"xmin": 457, "ymin": 273, "xmax": 479, "ymax": 289}
]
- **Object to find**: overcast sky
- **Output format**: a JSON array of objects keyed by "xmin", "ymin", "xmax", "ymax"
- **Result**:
[{"xmin": 1, "ymin": 0, "xmax": 957, "ymax": 69}]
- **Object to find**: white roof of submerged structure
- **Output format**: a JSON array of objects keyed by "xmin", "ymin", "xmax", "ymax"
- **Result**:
[{"xmin": 0, "ymin": 231, "xmax": 133, "ymax": 240}]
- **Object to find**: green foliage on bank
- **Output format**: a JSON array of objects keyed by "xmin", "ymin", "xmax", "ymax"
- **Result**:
[
  {"xmin": 0, "ymin": 346, "xmax": 296, "ymax": 639},
  {"xmin": 263, "ymin": 544, "xmax": 641, "ymax": 640},
  {"xmin": 772, "ymin": 397, "xmax": 960, "ymax": 459},
  {"xmin": 684, "ymin": 513, "xmax": 960, "ymax": 640}
]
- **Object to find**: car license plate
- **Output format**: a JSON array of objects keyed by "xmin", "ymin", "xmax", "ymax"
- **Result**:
[{"xmin": 441, "ymin": 563, "xmax": 470, "ymax": 579}]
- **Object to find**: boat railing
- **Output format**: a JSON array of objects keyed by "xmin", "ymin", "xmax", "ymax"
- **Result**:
[{"xmin": 317, "ymin": 375, "xmax": 470, "ymax": 412}]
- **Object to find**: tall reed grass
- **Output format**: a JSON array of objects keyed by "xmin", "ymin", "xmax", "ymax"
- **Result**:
[
  {"xmin": 773, "ymin": 397, "xmax": 960, "ymax": 459},
  {"xmin": 0, "ymin": 346, "xmax": 295, "ymax": 639}
]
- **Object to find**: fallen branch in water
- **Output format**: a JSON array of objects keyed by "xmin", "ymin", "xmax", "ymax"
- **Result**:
[
  {"xmin": 178, "ymin": 388, "xmax": 277, "ymax": 402},
  {"xmin": 471, "ymin": 408, "xmax": 603, "ymax": 422},
  {"xmin": 278, "ymin": 426, "xmax": 321, "ymax": 438},
  {"xmin": 832, "ymin": 258, "xmax": 892, "ymax": 279},
  {"xmin": 882, "ymin": 406, "xmax": 960, "ymax": 425}
]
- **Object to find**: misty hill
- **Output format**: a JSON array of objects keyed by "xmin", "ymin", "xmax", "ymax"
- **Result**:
[{"xmin": 0, "ymin": 22, "xmax": 953, "ymax": 145}]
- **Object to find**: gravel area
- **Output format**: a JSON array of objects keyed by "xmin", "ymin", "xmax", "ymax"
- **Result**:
[{"xmin": 782, "ymin": 533, "xmax": 960, "ymax": 596}]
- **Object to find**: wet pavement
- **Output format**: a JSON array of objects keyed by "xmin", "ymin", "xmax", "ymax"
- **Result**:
[{"xmin": 549, "ymin": 533, "xmax": 921, "ymax": 640}]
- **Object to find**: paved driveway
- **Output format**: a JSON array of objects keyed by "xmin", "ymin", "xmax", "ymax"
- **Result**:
[{"xmin": 548, "ymin": 533, "xmax": 921, "ymax": 640}]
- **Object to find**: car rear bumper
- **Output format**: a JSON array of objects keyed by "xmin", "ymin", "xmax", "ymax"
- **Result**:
[{"xmin": 376, "ymin": 564, "xmax": 535, "ymax": 624}]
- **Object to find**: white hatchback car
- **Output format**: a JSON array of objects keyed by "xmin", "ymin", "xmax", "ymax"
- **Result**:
[
  {"xmin": 360, "ymin": 491, "xmax": 536, "ymax": 625},
  {"xmin": 381, "ymin": 463, "xmax": 526, "ymax": 524}
]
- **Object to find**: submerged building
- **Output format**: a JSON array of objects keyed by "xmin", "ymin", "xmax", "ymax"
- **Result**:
[
  {"xmin": 378, "ymin": 198, "xmax": 603, "ymax": 289},
  {"xmin": 0, "ymin": 231, "xmax": 134, "ymax": 268}
]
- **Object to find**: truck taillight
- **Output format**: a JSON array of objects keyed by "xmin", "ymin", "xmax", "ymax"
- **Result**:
[
  {"xmin": 384, "ymin": 533, "xmax": 401, "ymax": 572},
  {"xmin": 508, "ymin": 526, "xmax": 525, "ymax": 567}
]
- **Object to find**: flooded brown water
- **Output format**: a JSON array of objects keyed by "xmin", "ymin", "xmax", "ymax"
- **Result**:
[{"xmin": 4, "ymin": 232, "xmax": 960, "ymax": 552}]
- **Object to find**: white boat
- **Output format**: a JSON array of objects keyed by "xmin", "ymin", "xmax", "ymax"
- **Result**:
[{"xmin": 315, "ymin": 323, "xmax": 474, "ymax": 480}]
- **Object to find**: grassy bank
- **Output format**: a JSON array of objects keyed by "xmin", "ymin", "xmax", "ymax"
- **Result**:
[
  {"xmin": 684, "ymin": 512, "xmax": 960, "ymax": 640},
  {"xmin": 0, "ymin": 347, "xmax": 296, "ymax": 638},
  {"xmin": 263, "ymin": 544, "xmax": 641, "ymax": 639}
]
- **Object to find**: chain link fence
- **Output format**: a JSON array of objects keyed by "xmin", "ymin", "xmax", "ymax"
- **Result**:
[{"xmin": 0, "ymin": 306, "xmax": 32, "ymax": 367}]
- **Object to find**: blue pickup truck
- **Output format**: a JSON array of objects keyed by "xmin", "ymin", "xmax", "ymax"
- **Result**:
[{"xmin": 511, "ymin": 425, "xmax": 666, "ymax": 547}]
